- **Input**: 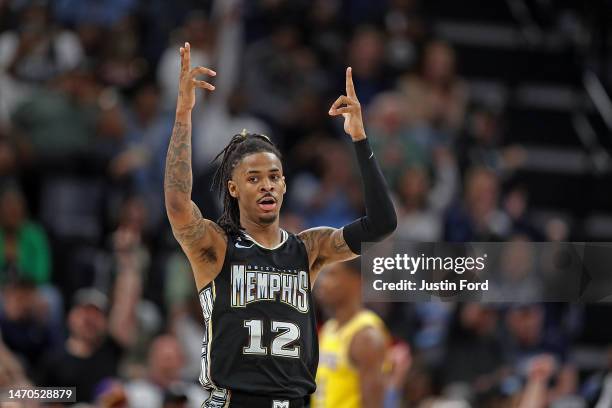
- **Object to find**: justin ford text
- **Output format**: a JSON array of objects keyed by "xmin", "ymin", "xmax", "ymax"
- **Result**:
[{"xmin": 370, "ymin": 254, "xmax": 489, "ymax": 292}]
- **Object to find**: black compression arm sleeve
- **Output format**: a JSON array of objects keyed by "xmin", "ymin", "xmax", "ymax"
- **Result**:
[{"xmin": 342, "ymin": 138, "xmax": 397, "ymax": 254}]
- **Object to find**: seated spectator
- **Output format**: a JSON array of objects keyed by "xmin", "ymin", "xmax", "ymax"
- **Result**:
[
  {"xmin": 398, "ymin": 40, "xmax": 468, "ymax": 139},
  {"xmin": 0, "ymin": 186, "xmax": 50, "ymax": 286},
  {"xmin": 491, "ymin": 235, "xmax": 543, "ymax": 302},
  {"xmin": 11, "ymin": 68, "xmax": 98, "ymax": 163},
  {"xmin": 0, "ymin": 278, "xmax": 53, "ymax": 370},
  {"xmin": 367, "ymin": 92, "xmax": 429, "ymax": 185},
  {"xmin": 97, "ymin": 17, "xmax": 148, "ymax": 89},
  {"xmin": 444, "ymin": 166, "xmax": 511, "ymax": 241},
  {"xmin": 36, "ymin": 254, "xmax": 141, "ymax": 403},
  {"xmin": 456, "ymin": 106, "xmax": 526, "ymax": 176},
  {"xmin": 0, "ymin": 185, "xmax": 62, "ymax": 350},
  {"xmin": 242, "ymin": 22, "xmax": 326, "ymax": 127},
  {"xmin": 125, "ymin": 334, "xmax": 207, "ymax": 408},
  {"xmin": 157, "ymin": 10, "xmax": 214, "ymax": 111},
  {"xmin": 110, "ymin": 82, "xmax": 173, "ymax": 227},
  {"xmin": 0, "ymin": 1, "xmax": 83, "ymax": 121},
  {"xmin": 504, "ymin": 304, "xmax": 578, "ymax": 404},
  {"xmin": 192, "ymin": 2, "xmax": 272, "ymax": 169},
  {"xmin": 345, "ymin": 26, "xmax": 392, "ymax": 107},
  {"xmin": 395, "ymin": 148, "xmax": 458, "ymax": 241},
  {"xmin": 289, "ymin": 139, "xmax": 360, "ymax": 228},
  {"xmin": 441, "ymin": 303, "xmax": 508, "ymax": 397}
]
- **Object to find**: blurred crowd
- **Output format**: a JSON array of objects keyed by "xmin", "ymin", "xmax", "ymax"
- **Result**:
[{"xmin": 0, "ymin": 0, "xmax": 610, "ymax": 407}]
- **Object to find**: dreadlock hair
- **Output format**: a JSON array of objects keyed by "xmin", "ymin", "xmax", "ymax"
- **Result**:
[{"xmin": 212, "ymin": 132, "xmax": 282, "ymax": 237}]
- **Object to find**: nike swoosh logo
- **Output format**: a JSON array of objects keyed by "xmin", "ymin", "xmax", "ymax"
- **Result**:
[{"xmin": 235, "ymin": 242, "xmax": 254, "ymax": 249}]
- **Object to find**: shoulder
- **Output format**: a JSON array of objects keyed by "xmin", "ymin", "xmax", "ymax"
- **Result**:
[
  {"xmin": 349, "ymin": 326, "xmax": 387, "ymax": 368},
  {"xmin": 296, "ymin": 226, "xmax": 337, "ymax": 251},
  {"xmin": 343, "ymin": 311, "xmax": 386, "ymax": 340}
]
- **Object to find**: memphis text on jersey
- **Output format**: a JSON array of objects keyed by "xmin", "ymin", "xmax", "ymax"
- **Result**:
[{"xmin": 231, "ymin": 264, "xmax": 310, "ymax": 313}]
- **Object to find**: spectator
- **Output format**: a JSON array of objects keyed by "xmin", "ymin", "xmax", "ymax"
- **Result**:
[
  {"xmin": 503, "ymin": 185, "xmax": 542, "ymax": 239},
  {"xmin": 504, "ymin": 304, "xmax": 579, "ymax": 404},
  {"xmin": 398, "ymin": 40, "xmax": 468, "ymax": 139},
  {"xmin": 0, "ymin": 278, "xmax": 54, "ymax": 370},
  {"xmin": 11, "ymin": 68, "xmax": 99, "ymax": 163},
  {"xmin": 457, "ymin": 106, "xmax": 526, "ymax": 175},
  {"xmin": 383, "ymin": 0, "xmax": 425, "ymax": 72},
  {"xmin": 444, "ymin": 167, "xmax": 511, "ymax": 241},
  {"xmin": 0, "ymin": 186, "xmax": 50, "ymax": 285},
  {"xmin": 367, "ymin": 92, "xmax": 428, "ymax": 185},
  {"xmin": 242, "ymin": 22, "xmax": 326, "ymax": 127},
  {"xmin": 346, "ymin": 26, "xmax": 392, "ymax": 107},
  {"xmin": 504, "ymin": 305, "xmax": 564, "ymax": 365},
  {"xmin": 0, "ymin": 1, "xmax": 83, "ymax": 121},
  {"xmin": 193, "ymin": 1, "xmax": 271, "ymax": 169},
  {"xmin": 289, "ymin": 139, "xmax": 360, "ymax": 228},
  {"xmin": 36, "ymin": 243, "xmax": 141, "ymax": 402},
  {"xmin": 111, "ymin": 83, "xmax": 173, "ymax": 226},
  {"xmin": 97, "ymin": 16, "xmax": 147, "ymax": 89},
  {"xmin": 125, "ymin": 334, "xmax": 207, "ymax": 408},
  {"xmin": 395, "ymin": 148, "xmax": 458, "ymax": 241},
  {"xmin": 157, "ymin": 10, "xmax": 214, "ymax": 110},
  {"xmin": 491, "ymin": 235, "xmax": 543, "ymax": 302},
  {"xmin": 441, "ymin": 304, "xmax": 508, "ymax": 397}
]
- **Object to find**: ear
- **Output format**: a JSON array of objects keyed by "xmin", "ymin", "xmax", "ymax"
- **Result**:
[
  {"xmin": 282, "ymin": 176, "xmax": 287, "ymax": 195},
  {"xmin": 228, "ymin": 179, "xmax": 239, "ymax": 198}
]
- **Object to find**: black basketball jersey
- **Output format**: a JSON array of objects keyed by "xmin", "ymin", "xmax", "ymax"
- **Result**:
[{"xmin": 198, "ymin": 229, "xmax": 318, "ymax": 405}]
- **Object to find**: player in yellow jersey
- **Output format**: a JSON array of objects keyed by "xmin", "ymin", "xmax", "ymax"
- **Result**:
[{"xmin": 312, "ymin": 259, "xmax": 409, "ymax": 408}]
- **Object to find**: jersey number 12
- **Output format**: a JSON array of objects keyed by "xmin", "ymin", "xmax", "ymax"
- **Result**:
[{"xmin": 243, "ymin": 320, "xmax": 300, "ymax": 358}]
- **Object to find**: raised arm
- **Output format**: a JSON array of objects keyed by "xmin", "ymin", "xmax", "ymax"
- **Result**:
[
  {"xmin": 298, "ymin": 67, "xmax": 397, "ymax": 282},
  {"xmin": 164, "ymin": 42, "xmax": 227, "ymax": 290}
]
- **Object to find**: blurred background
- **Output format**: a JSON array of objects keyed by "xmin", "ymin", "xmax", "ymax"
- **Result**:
[{"xmin": 1, "ymin": 0, "xmax": 612, "ymax": 406}]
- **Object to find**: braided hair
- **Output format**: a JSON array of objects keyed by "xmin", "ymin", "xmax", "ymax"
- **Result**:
[{"xmin": 212, "ymin": 131, "xmax": 282, "ymax": 237}]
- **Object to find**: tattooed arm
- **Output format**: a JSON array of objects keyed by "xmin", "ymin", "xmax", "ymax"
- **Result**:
[
  {"xmin": 298, "ymin": 227, "xmax": 358, "ymax": 283},
  {"xmin": 164, "ymin": 42, "xmax": 226, "ymax": 290},
  {"xmin": 300, "ymin": 67, "xmax": 397, "ymax": 283}
]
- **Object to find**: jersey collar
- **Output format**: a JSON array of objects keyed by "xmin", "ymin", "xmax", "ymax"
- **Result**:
[{"xmin": 240, "ymin": 229, "xmax": 288, "ymax": 250}]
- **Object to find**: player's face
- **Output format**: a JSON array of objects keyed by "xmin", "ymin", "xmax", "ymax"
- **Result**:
[{"xmin": 229, "ymin": 152, "xmax": 286, "ymax": 226}]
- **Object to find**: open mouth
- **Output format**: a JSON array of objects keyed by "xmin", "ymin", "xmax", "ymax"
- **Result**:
[{"xmin": 257, "ymin": 196, "xmax": 277, "ymax": 212}]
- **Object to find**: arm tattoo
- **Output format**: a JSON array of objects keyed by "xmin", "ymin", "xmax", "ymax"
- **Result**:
[
  {"xmin": 164, "ymin": 121, "xmax": 192, "ymax": 197},
  {"xmin": 299, "ymin": 228, "xmax": 355, "ymax": 270},
  {"xmin": 332, "ymin": 230, "xmax": 349, "ymax": 252},
  {"xmin": 172, "ymin": 203, "xmax": 227, "ymax": 245},
  {"xmin": 172, "ymin": 210, "xmax": 206, "ymax": 247},
  {"xmin": 298, "ymin": 230, "xmax": 316, "ymax": 258}
]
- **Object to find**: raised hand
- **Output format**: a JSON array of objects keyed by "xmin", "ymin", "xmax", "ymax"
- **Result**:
[
  {"xmin": 177, "ymin": 42, "xmax": 216, "ymax": 113},
  {"xmin": 329, "ymin": 67, "xmax": 366, "ymax": 141}
]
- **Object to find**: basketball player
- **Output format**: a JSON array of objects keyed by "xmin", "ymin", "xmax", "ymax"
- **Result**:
[
  {"xmin": 164, "ymin": 42, "xmax": 396, "ymax": 408},
  {"xmin": 312, "ymin": 260, "xmax": 392, "ymax": 408}
]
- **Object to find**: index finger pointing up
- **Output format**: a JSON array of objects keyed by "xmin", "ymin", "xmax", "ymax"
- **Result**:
[
  {"xmin": 346, "ymin": 66, "xmax": 356, "ymax": 98},
  {"xmin": 181, "ymin": 42, "xmax": 191, "ymax": 73}
]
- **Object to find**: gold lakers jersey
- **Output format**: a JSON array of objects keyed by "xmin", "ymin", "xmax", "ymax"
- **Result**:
[{"xmin": 312, "ymin": 309, "xmax": 389, "ymax": 408}]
